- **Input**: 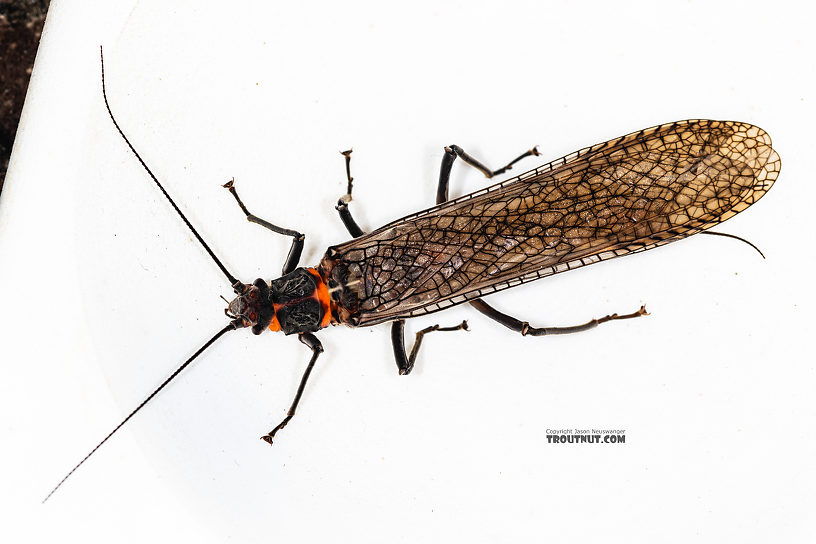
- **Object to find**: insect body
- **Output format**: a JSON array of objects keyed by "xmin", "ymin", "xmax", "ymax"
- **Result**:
[{"xmin": 43, "ymin": 48, "xmax": 780, "ymax": 502}]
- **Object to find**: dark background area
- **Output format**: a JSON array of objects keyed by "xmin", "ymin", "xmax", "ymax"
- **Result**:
[{"xmin": 0, "ymin": 0, "xmax": 49, "ymax": 196}]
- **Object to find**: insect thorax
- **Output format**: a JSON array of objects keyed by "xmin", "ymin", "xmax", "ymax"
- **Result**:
[{"xmin": 269, "ymin": 268, "xmax": 329, "ymax": 335}]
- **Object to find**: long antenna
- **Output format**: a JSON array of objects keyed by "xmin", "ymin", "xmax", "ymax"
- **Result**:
[
  {"xmin": 99, "ymin": 46, "xmax": 240, "ymax": 288},
  {"xmin": 43, "ymin": 321, "xmax": 241, "ymax": 503}
]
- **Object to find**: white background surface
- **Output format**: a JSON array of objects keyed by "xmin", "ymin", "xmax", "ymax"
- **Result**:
[{"xmin": 1, "ymin": 1, "xmax": 814, "ymax": 542}]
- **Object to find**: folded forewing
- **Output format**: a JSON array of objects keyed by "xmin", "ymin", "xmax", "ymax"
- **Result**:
[{"xmin": 328, "ymin": 120, "xmax": 780, "ymax": 326}]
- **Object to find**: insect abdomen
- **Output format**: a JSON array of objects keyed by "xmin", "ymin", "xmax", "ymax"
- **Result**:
[{"xmin": 319, "ymin": 254, "xmax": 364, "ymax": 326}]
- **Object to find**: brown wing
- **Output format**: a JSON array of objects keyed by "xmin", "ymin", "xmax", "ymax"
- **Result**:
[{"xmin": 324, "ymin": 120, "xmax": 780, "ymax": 327}]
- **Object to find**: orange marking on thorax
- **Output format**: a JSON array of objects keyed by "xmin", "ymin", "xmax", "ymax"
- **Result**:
[
  {"xmin": 267, "ymin": 268, "xmax": 331, "ymax": 332},
  {"xmin": 268, "ymin": 310, "xmax": 281, "ymax": 332},
  {"xmin": 307, "ymin": 267, "xmax": 333, "ymax": 328}
]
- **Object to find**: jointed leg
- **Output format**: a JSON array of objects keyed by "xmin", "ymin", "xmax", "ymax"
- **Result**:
[
  {"xmin": 223, "ymin": 179, "xmax": 305, "ymax": 275},
  {"xmin": 261, "ymin": 332, "xmax": 324, "ymax": 445},
  {"xmin": 436, "ymin": 148, "xmax": 649, "ymax": 333},
  {"xmin": 437, "ymin": 144, "xmax": 547, "ymax": 322},
  {"xmin": 335, "ymin": 150, "xmax": 364, "ymax": 238},
  {"xmin": 437, "ymin": 144, "xmax": 540, "ymax": 204},
  {"xmin": 469, "ymin": 299, "xmax": 649, "ymax": 336},
  {"xmin": 391, "ymin": 319, "xmax": 469, "ymax": 375},
  {"xmin": 335, "ymin": 144, "xmax": 540, "ymax": 238}
]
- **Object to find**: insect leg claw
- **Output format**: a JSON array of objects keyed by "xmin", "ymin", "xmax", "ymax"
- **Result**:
[
  {"xmin": 262, "ymin": 420, "xmax": 288, "ymax": 446},
  {"xmin": 607, "ymin": 305, "xmax": 649, "ymax": 321}
]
